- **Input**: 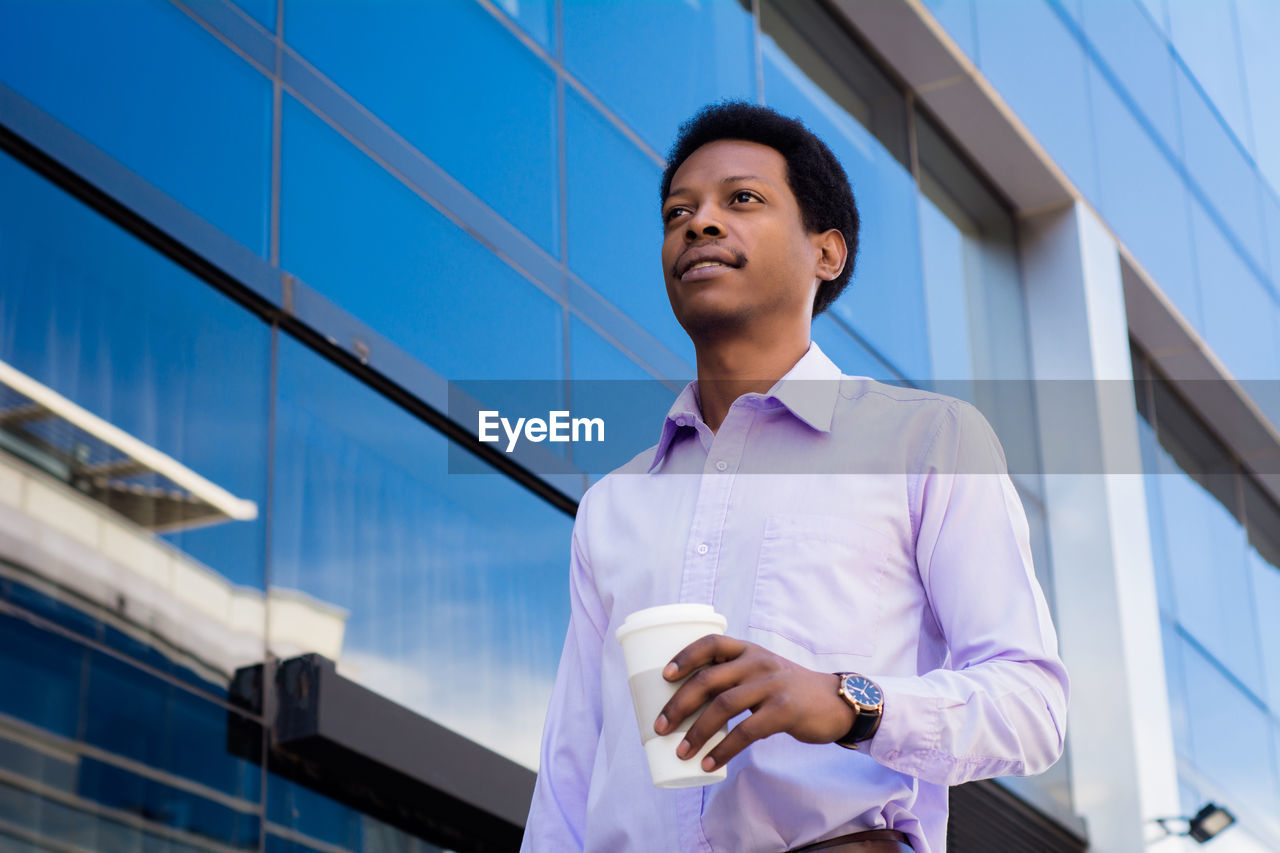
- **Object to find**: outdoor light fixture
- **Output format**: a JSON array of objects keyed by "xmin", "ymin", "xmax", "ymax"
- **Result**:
[
  {"xmin": 1152, "ymin": 802, "xmax": 1237, "ymax": 844},
  {"xmin": 1187, "ymin": 803, "xmax": 1236, "ymax": 843}
]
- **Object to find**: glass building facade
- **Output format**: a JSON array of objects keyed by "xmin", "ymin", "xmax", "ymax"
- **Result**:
[{"xmin": 0, "ymin": 0, "xmax": 1275, "ymax": 851}]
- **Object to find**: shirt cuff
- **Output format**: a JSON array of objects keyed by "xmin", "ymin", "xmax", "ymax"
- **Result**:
[{"xmin": 862, "ymin": 673, "xmax": 942, "ymax": 778}]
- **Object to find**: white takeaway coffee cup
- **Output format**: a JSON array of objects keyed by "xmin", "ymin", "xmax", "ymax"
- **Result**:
[{"xmin": 615, "ymin": 603, "xmax": 730, "ymax": 788}]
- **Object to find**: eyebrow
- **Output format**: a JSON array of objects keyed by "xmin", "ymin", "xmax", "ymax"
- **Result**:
[{"xmin": 666, "ymin": 174, "xmax": 774, "ymax": 199}]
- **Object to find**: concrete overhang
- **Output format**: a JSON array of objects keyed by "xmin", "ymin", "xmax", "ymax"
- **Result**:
[{"xmin": 831, "ymin": 0, "xmax": 1280, "ymax": 507}]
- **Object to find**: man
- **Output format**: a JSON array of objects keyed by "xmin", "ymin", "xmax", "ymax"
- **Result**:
[{"xmin": 521, "ymin": 102, "xmax": 1068, "ymax": 853}]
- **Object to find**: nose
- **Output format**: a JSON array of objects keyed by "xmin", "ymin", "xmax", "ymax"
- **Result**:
[{"xmin": 684, "ymin": 207, "xmax": 723, "ymax": 242}]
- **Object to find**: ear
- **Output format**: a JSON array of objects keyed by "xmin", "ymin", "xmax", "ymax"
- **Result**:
[{"xmin": 813, "ymin": 228, "xmax": 847, "ymax": 282}]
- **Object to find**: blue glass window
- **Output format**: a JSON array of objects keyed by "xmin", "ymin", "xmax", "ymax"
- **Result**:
[
  {"xmin": 83, "ymin": 652, "xmax": 262, "ymax": 802},
  {"xmin": 562, "ymin": 0, "xmax": 756, "ymax": 155},
  {"xmin": 271, "ymin": 337, "xmax": 572, "ymax": 770},
  {"xmin": 1089, "ymin": 65, "xmax": 1200, "ymax": 333},
  {"xmin": 564, "ymin": 90, "xmax": 693, "ymax": 365},
  {"xmin": 811, "ymin": 317, "xmax": 900, "ymax": 382},
  {"xmin": 284, "ymin": 0, "xmax": 560, "ymax": 255},
  {"xmin": 1155, "ymin": 460, "xmax": 1265, "ymax": 697},
  {"xmin": 1175, "ymin": 64, "xmax": 1268, "ymax": 273},
  {"xmin": 1267, "ymin": 192, "xmax": 1280, "ymax": 290},
  {"xmin": 0, "ymin": 0, "xmax": 271, "ymax": 255},
  {"xmin": 1236, "ymin": 0, "xmax": 1280, "ymax": 195},
  {"xmin": 491, "ymin": 0, "xmax": 555, "ymax": 51},
  {"xmin": 1189, "ymin": 199, "xmax": 1279, "ymax": 383},
  {"xmin": 971, "ymin": 0, "xmax": 1099, "ymax": 202},
  {"xmin": 1138, "ymin": 0, "xmax": 1169, "ymax": 32},
  {"xmin": 1165, "ymin": 0, "xmax": 1252, "ymax": 151},
  {"xmin": 1078, "ymin": 0, "xmax": 1181, "ymax": 159},
  {"xmin": 281, "ymin": 97, "xmax": 564, "ymax": 382},
  {"xmin": 761, "ymin": 31, "xmax": 928, "ymax": 378},
  {"xmin": 231, "ymin": 0, "xmax": 275, "ymax": 32},
  {"xmin": 1251, "ymin": 546, "xmax": 1280, "ymax": 712},
  {"xmin": 0, "ymin": 152, "xmax": 270, "ymax": 590},
  {"xmin": 1179, "ymin": 639, "xmax": 1280, "ymax": 818},
  {"xmin": 0, "ymin": 614, "xmax": 82, "ymax": 738}
]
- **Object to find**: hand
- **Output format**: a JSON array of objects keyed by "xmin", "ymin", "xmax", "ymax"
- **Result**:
[{"xmin": 652, "ymin": 635, "xmax": 856, "ymax": 771}]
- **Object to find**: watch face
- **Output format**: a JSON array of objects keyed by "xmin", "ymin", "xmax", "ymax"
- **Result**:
[{"xmin": 842, "ymin": 675, "xmax": 883, "ymax": 707}]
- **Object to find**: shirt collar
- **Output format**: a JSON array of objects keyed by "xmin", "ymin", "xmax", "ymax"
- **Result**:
[{"xmin": 647, "ymin": 341, "xmax": 842, "ymax": 472}]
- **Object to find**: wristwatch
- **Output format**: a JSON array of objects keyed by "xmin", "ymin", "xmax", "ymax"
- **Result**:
[{"xmin": 834, "ymin": 672, "xmax": 884, "ymax": 750}]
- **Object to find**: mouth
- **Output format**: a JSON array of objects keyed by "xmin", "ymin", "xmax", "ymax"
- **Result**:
[
  {"xmin": 675, "ymin": 247, "xmax": 746, "ymax": 281},
  {"xmin": 681, "ymin": 260, "xmax": 733, "ymax": 281}
]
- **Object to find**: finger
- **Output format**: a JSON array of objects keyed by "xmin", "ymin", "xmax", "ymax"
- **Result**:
[
  {"xmin": 664, "ymin": 634, "xmax": 749, "ymax": 681},
  {"xmin": 655, "ymin": 653, "xmax": 760, "ymax": 735},
  {"xmin": 701, "ymin": 703, "xmax": 778, "ymax": 771},
  {"xmin": 677, "ymin": 680, "xmax": 771, "ymax": 760}
]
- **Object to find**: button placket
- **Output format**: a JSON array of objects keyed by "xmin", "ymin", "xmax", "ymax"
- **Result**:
[{"xmin": 679, "ymin": 407, "xmax": 752, "ymax": 604}]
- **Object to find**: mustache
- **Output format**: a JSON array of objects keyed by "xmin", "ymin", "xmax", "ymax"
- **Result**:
[{"xmin": 671, "ymin": 243, "xmax": 748, "ymax": 279}]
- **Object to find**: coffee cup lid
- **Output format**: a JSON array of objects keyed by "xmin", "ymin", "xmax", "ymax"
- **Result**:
[{"xmin": 615, "ymin": 603, "xmax": 727, "ymax": 641}]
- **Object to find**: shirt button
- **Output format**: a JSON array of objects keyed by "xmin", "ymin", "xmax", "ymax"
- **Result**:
[
  {"xmin": 714, "ymin": 460, "xmax": 728, "ymax": 471},
  {"xmin": 697, "ymin": 543, "xmax": 709, "ymax": 555}
]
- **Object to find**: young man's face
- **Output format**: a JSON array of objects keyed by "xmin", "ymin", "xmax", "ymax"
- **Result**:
[{"xmin": 661, "ymin": 139, "xmax": 828, "ymax": 341}]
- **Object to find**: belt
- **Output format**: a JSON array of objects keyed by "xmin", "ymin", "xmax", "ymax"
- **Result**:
[{"xmin": 785, "ymin": 829, "xmax": 913, "ymax": 853}]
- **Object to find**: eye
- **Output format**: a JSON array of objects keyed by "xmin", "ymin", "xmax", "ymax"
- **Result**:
[
  {"xmin": 731, "ymin": 190, "xmax": 761, "ymax": 204},
  {"xmin": 664, "ymin": 205, "xmax": 689, "ymax": 223}
]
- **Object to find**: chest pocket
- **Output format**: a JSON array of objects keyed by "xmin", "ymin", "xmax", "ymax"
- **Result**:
[{"xmin": 747, "ymin": 513, "xmax": 892, "ymax": 658}]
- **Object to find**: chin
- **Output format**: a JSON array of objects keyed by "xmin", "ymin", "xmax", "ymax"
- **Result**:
[{"xmin": 674, "ymin": 304, "xmax": 756, "ymax": 340}]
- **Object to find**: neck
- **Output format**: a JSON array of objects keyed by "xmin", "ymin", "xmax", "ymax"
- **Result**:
[{"xmin": 692, "ymin": 327, "xmax": 811, "ymax": 432}]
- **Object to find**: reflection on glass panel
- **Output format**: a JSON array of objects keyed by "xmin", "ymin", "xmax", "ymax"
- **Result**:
[
  {"xmin": 1245, "ymin": 478, "xmax": 1280, "ymax": 710},
  {"xmin": 0, "ymin": 0, "xmax": 271, "ymax": 255},
  {"xmin": 760, "ymin": 0, "xmax": 909, "ymax": 168},
  {"xmin": 563, "ymin": 0, "xmax": 755, "ymax": 155},
  {"xmin": 570, "ymin": 316, "xmax": 659, "ymax": 383},
  {"xmin": 918, "ymin": 196, "xmax": 971, "ymax": 382},
  {"xmin": 1090, "ymin": 65, "xmax": 1200, "ymax": 332},
  {"xmin": 1237, "ymin": 0, "xmax": 1280, "ymax": 198},
  {"xmin": 1161, "ymin": 622, "xmax": 1192, "ymax": 760},
  {"xmin": 1137, "ymin": 413, "xmax": 1177, "ymax": 617},
  {"xmin": 271, "ymin": 337, "xmax": 572, "ymax": 769},
  {"xmin": 491, "ymin": 0, "xmax": 555, "ymax": 50},
  {"xmin": 1180, "ymin": 638, "xmax": 1280, "ymax": 819},
  {"xmin": 281, "ymin": 97, "xmax": 564, "ymax": 382},
  {"xmin": 564, "ymin": 90, "xmax": 693, "ymax": 366},
  {"xmin": 1165, "ymin": 0, "xmax": 1252, "ymax": 151},
  {"xmin": 811, "ymin": 316, "xmax": 901, "ymax": 381},
  {"xmin": 915, "ymin": 112, "xmax": 1038, "ymax": 487},
  {"xmin": 232, "ymin": 0, "xmax": 276, "ymax": 31},
  {"xmin": 284, "ymin": 0, "xmax": 560, "ymax": 255},
  {"xmin": 1266, "ymin": 192, "xmax": 1280, "ymax": 297},
  {"xmin": 971, "ymin": 0, "xmax": 1098, "ymax": 201},
  {"xmin": 759, "ymin": 4, "xmax": 927, "ymax": 379},
  {"xmin": 1189, "ymin": 199, "xmax": 1280, "ymax": 382},
  {"xmin": 916, "ymin": 113, "xmax": 1028, "ymax": 381},
  {"xmin": 0, "ymin": 605, "xmax": 263, "ymax": 851},
  {"xmin": 1155, "ymin": 452, "xmax": 1263, "ymax": 696},
  {"xmin": 1174, "ymin": 64, "xmax": 1267, "ymax": 274},
  {"xmin": 1139, "ymin": 0, "xmax": 1169, "ymax": 32},
  {"xmin": 266, "ymin": 773, "xmax": 448, "ymax": 853},
  {"xmin": 569, "ymin": 317, "xmax": 674, "ymax": 487},
  {"xmin": 0, "ymin": 154, "xmax": 270, "ymax": 689},
  {"xmin": 1078, "ymin": 0, "xmax": 1181, "ymax": 157}
]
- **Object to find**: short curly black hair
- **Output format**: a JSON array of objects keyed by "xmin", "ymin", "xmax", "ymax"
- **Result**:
[{"xmin": 660, "ymin": 101, "xmax": 859, "ymax": 318}]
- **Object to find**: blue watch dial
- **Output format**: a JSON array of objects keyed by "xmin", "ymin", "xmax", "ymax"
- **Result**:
[{"xmin": 843, "ymin": 675, "xmax": 882, "ymax": 706}]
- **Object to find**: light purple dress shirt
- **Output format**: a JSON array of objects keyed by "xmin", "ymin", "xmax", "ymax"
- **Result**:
[{"xmin": 521, "ymin": 342, "xmax": 1069, "ymax": 853}]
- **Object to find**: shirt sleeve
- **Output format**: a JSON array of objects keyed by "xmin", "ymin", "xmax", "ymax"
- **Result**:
[
  {"xmin": 866, "ymin": 399, "xmax": 1070, "ymax": 786},
  {"xmin": 521, "ymin": 493, "xmax": 608, "ymax": 852}
]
